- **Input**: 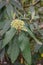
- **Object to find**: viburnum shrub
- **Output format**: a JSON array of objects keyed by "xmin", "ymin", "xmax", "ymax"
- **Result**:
[{"xmin": 0, "ymin": 0, "xmax": 43, "ymax": 65}]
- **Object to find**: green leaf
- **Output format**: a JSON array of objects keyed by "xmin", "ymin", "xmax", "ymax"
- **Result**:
[
  {"xmin": 2, "ymin": 28, "xmax": 16, "ymax": 49},
  {"xmin": 6, "ymin": 4, "xmax": 14, "ymax": 19},
  {"xmin": 22, "ymin": 45, "xmax": 31, "ymax": 65},
  {"xmin": 18, "ymin": 33, "xmax": 28, "ymax": 51},
  {"xmin": 7, "ymin": 37, "xmax": 19, "ymax": 63},
  {"xmin": 1, "ymin": 20, "xmax": 11, "ymax": 36},
  {"xmin": 23, "ymin": 27, "xmax": 42, "ymax": 45},
  {"xmin": 18, "ymin": 33, "xmax": 31, "ymax": 65},
  {"xmin": 27, "ymin": 28, "xmax": 42, "ymax": 45},
  {"xmin": 0, "ymin": 20, "xmax": 5, "ymax": 29},
  {"xmin": 10, "ymin": 0, "xmax": 23, "ymax": 10}
]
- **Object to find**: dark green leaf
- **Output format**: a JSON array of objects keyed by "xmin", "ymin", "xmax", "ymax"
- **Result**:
[
  {"xmin": 0, "ymin": 20, "xmax": 5, "ymax": 29},
  {"xmin": 22, "ymin": 45, "xmax": 31, "ymax": 65},
  {"xmin": 2, "ymin": 28, "xmax": 16, "ymax": 49},
  {"xmin": 1, "ymin": 20, "xmax": 11, "ymax": 36},
  {"xmin": 7, "ymin": 37, "xmax": 19, "ymax": 63},
  {"xmin": 18, "ymin": 33, "xmax": 31, "ymax": 65},
  {"xmin": 25, "ymin": 27, "xmax": 42, "ymax": 45}
]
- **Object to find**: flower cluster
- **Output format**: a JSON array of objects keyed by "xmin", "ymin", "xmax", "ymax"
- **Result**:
[{"xmin": 11, "ymin": 19, "xmax": 25, "ymax": 30}]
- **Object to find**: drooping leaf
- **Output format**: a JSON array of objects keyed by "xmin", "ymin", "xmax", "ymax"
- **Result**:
[
  {"xmin": 27, "ymin": 29, "xmax": 42, "ymax": 45},
  {"xmin": 23, "ymin": 27, "xmax": 42, "ymax": 45},
  {"xmin": 18, "ymin": 33, "xmax": 31, "ymax": 65},
  {"xmin": 22, "ymin": 45, "xmax": 31, "ymax": 65},
  {"xmin": 7, "ymin": 37, "xmax": 19, "ymax": 63},
  {"xmin": 2, "ymin": 28, "xmax": 16, "ymax": 49}
]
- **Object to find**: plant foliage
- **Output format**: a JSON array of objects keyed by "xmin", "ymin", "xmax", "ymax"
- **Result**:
[{"xmin": 0, "ymin": 0, "xmax": 43, "ymax": 65}]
